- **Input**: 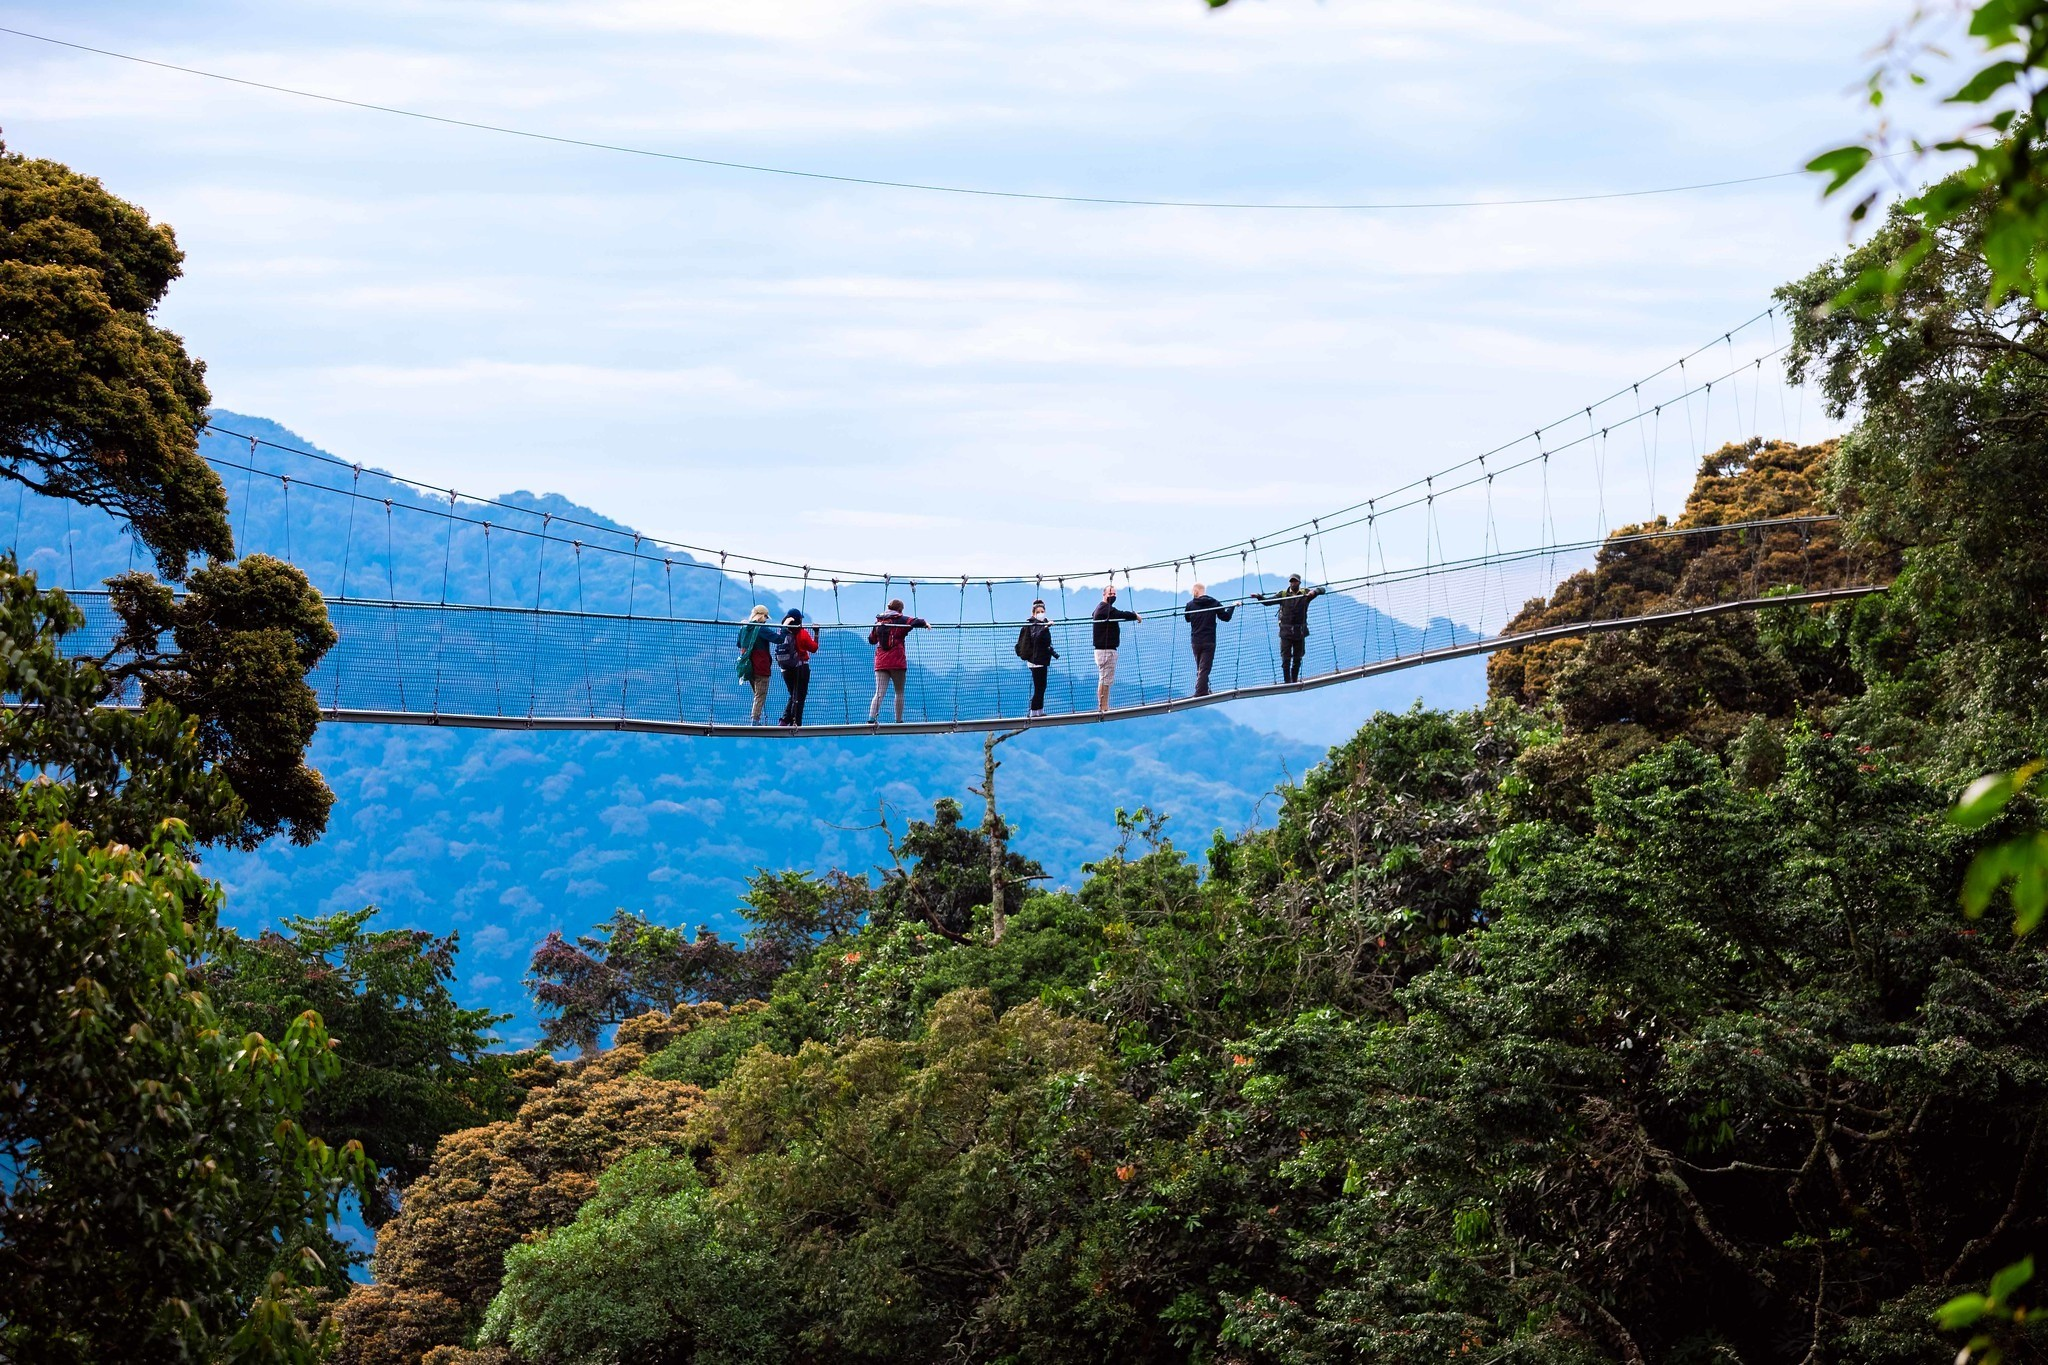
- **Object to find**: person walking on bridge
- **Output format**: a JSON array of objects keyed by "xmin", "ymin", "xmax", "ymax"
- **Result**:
[
  {"xmin": 775, "ymin": 609, "xmax": 818, "ymax": 726},
  {"xmin": 1091, "ymin": 584, "xmax": 1141, "ymax": 713},
  {"xmin": 1253, "ymin": 574, "xmax": 1325, "ymax": 685},
  {"xmin": 1182, "ymin": 582, "xmax": 1234, "ymax": 698},
  {"xmin": 1015, "ymin": 599, "xmax": 1058, "ymax": 717},
  {"xmin": 735, "ymin": 604, "xmax": 780, "ymax": 724},
  {"xmin": 868, "ymin": 598, "xmax": 929, "ymax": 724}
]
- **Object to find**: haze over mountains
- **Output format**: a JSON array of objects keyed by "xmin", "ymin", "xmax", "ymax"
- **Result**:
[{"xmin": 15, "ymin": 413, "xmax": 1484, "ymax": 1042}]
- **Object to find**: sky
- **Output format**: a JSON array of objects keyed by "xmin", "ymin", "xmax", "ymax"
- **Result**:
[{"xmin": 2, "ymin": 0, "xmax": 1923, "ymax": 588}]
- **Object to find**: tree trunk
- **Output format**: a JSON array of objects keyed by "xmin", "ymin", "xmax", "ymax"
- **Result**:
[{"xmin": 978, "ymin": 730, "xmax": 1023, "ymax": 943}]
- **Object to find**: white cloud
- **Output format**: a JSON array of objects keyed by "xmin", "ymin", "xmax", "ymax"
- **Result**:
[{"xmin": 4, "ymin": 0, "xmax": 1876, "ymax": 577}]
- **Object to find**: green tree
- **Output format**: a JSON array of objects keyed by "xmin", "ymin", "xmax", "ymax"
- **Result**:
[
  {"xmin": 108, "ymin": 555, "xmax": 339, "ymax": 846},
  {"xmin": 0, "ymin": 137, "xmax": 232, "ymax": 578},
  {"xmin": 688, "ymin": 990, "xmax": 1136, "ymax": 1363},
  {"xmin": 1780, "ymin": 187, "xmax": 2048, "ymax": 771},
  {"xmin": 875, "ymin": 796, "xmax": 1043, "ymax": 940},
  {"xmin": 208, "ymin": 907, "xmax": 522, "ymax": 1230},
  {"xmin": 479, "ymin": 1150, "xmax": 789, "ymax": 1365},
  {"xmin": 0, "ymin": 809, "xmax": 360, "ymax": 1363},
  {"xmin": 1218, "ymin": 737, "xmax": 2048, "ymax": 1363},
  {"xmin": 2, "ymin": 140, "xmax": 340, "ymax": 844}
]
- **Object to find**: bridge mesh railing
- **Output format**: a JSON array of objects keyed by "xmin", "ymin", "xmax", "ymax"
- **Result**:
[{"xmin": 60, "ymin": 516, "xmax": 1882, "ymax": 736}]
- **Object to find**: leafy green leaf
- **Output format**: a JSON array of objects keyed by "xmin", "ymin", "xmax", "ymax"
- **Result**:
[
  {"xmin": 1987, "ymin": 1256, "xmax": 2034, "ymax": 1305},
  {"xmin": 1961, "ymin": 840, "xmax": 2016, "ymax": 918},
  {"xmin": 1950, "ymin": 59, "xmax": 2025, "ymax": 104},
  {"xmin": 1953, "ymin": 771, "xmax": 2019, "ymax": 829},
  {"xmin": 1807, "ymin": 146, "xmax": 1875, "ymax": 195},
  {"xmin": 1935, "ymin": 1291, "xmax": 1993, "ymax": 1331}
]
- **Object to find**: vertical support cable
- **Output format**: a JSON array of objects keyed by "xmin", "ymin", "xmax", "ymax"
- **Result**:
[
  {"xmin": 1232, "ymin": 551, "xmax": 1248, "ymax": 693},
  {"xmin": 241, "ymin": 434, "xmax": 258, "ymax": 548},
  {"xmin": 529, "ymin": 514, "xmax": 549, "ymax": 721},
  {"xmin": 484, "ymin": 523, "xmax": 503, "ymax": 717},
  {"xmin": 1251, "ymin": 539, "xmax": 1276, "ymax": 682},
  {"xmin": 431, "ymin": 491, "xmax": 455, "ymax": 718},
  {"xmin": 1315, "ymin": 525, "xmax": 1338, "ymax": 677},
  {"xmin": 1363, "ymin": 512, "xmax": 1381, "ymax": 668},
  {"xmin": 1058, "ymin": 576, "xmax": 1075, "ymax": 713},
  {"xmin": 575, "ymin": 542, "xmax": 595, "ymax": 719},
  {"xmin": 665, "ymin": 560, "xmax": 684, "ymax": 724},
  {"xmin": 385, "ymin": 500, "xmax": 406, "ymax": 712},
  {"xmin": 708, "ymin": 552, "xmax": 727, "ymax": 727},
  {"xmin": 340, "ymin": 466, "xmax": 361, "ymax": 599},
  {"xmin": 1769, "ymin": 309, "xmax": 1792, "ymax": 440},
  {"xmin": 1633, "ymin": 387, "xmax": 1656, "ymax": 519},
  {"xmin": 985, "ymin": 581, "xmax": 1004, "ymax": 718},
  {"xmin": 620, "ymin": 534, "xmax": 641, "ymax": 721},
  {"xmin": 1421, "ymin": 493, "xmax": 1438, "ymax": 654},
  {"xmin": 909, "ymin": 581, "xmax": 924, "ymax": 724},
  {"xmin": 1168, "ymin": 561, "xmax": 1180, "ymax": 699},
  {"xmin": 952, "ymin": 576, "xmax": 967, "ymax": 726},
  {"xmin": 1120, "ymin": 567, "xmax": 1143, "ymax": 707},
  {"xmin": 318, "ymin": 473, "xmax": 357, "ymax": 731},
  {"xmin": 832, "ymin": 578, "xmax": 849, "ymax": 723}
]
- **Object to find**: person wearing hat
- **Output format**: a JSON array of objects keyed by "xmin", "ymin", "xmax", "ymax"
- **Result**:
[
  {"xmin": 774, "ymin": 609, "xmax": 819, "ymax": 726},
  {"xmin": 1181, "ymin": 582, "xmax": 1235, "ymax": 698},
  {"xmin": 1252, "ymin": 574, "xmax": 1326, "ymax": 685},
  {"xmin": 734, "ymin": 604, "xmax": 781, "ymax": 724},
  {"xmin": 1014, "ymin": 599, "xmax": 1059, "ymax": 717}
]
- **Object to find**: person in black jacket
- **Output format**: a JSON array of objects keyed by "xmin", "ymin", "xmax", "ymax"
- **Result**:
[
  {"xmin": 1014, "ymin": 600, "xmax": 1058, "ymax": 717},
  {"xmin": 1182, "ymin": 582, "xmax": 1235, "ymax": 697},
  {"xmin": 1090, "ymin": 585, "xmax": 1141, "ymax": 713},
  {"xmin": 1253, "ymin": 574, "xmax": 1326, "ymax": 684}
]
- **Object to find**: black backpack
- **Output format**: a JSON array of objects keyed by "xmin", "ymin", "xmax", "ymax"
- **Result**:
[{"xmin": 1014, "ymin": 625, "xmax": 1032, "ymax": 660}]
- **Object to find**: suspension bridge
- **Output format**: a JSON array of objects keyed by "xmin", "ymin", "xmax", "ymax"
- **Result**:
[{"xmin": 22, "ymin": 307, "xmax": 1888, "ymax": 738}]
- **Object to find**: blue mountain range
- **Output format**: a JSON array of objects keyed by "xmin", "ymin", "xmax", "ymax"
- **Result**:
[{"xmin": 10, "ymin": 414, "xmax": 1486, "ymax": 1042}]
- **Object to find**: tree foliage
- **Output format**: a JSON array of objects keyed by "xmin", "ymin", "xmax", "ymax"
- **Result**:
[
  {"xmin": 0, "ymin": 567, "xmax": 367, "ymax": 1362},
  {"xmin": 479, "ymin": 1150, "xmax": 786, "ymax": 1365},
  {"xmin": 108, "ymin": 554, "xmax": 340, "ymax": 846},
  {"xmin": 330, "ymin": 1010, "xmax": 711, "ymax": 1362},
  {"xmin": 0, "ymin": 137, "xmax": 232, "ymax": 578},
  {"xmin": 528, "ymin": 869, "xmax": 870, "ymax": 1054},
  {"xmin": 208, "ymin": 908, "xmax": 522, "ymax": 1228},
  {"xmin": 1812, "ymin": 0, "xmax": 2048, "ymax": 307},
  {"xmin": 1782, "ymin": 188, "xmax": 2048, "ymax": 773}
]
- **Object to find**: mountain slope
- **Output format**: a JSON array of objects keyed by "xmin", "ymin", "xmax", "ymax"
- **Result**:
[{"xmin": 4, "ymin": 412, "xmax": 1498, "ymax": 1041}]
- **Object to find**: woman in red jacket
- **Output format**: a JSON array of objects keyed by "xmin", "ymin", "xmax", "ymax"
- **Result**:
[{"xmin": 867, "ymin": 598, "xmax": 930, "ymax": 724}]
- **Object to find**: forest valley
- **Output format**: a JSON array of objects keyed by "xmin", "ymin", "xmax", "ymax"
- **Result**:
[{"xmin": 4, "ymin": 149, "xmax": 2048, "ymax": 1364}]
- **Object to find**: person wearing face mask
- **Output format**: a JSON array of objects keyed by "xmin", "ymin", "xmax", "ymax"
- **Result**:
[
  {"xmin": 1013, "ymin": 599, "xmax": 1059, "ymax": 717},
  {"xmin": 1090, "ymin": 584, "xmax": 1141, "ymax": 713}
]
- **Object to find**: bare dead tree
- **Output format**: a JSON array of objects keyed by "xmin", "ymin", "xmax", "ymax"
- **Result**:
[{"xmin": 972, "ymin": 730, "xmax": 1025, "ymax": 942}]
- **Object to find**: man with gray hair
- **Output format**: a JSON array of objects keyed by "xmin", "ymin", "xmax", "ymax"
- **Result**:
[{"xmin": 1182, "ymin": 583, "xmax": 1234, "ymax": 697}]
